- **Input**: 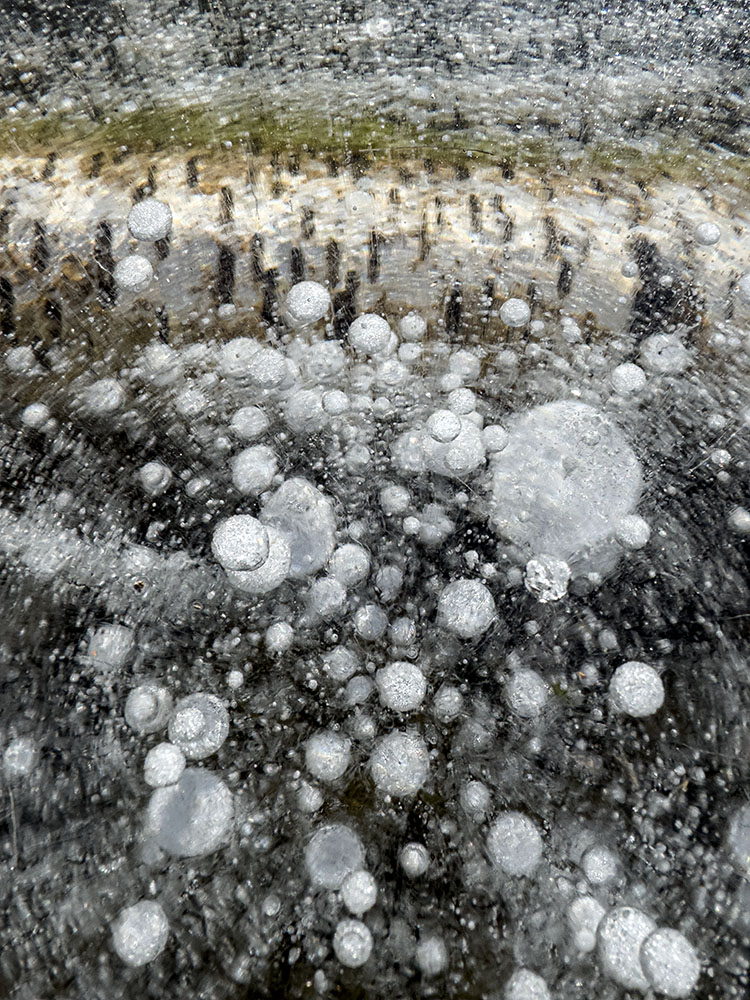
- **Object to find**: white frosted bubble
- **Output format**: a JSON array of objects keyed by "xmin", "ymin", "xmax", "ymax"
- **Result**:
[
  {"xmin": 260, "ymin": 478, "xmax": 336, "ymax": 579},
  {"xmin": 438, "ymin": 578, "xmax": 495, "ymax": 638},
  {"xmin": 737, "ymin": 273, "xmax": 750, "ymax": 303},
  {"xmin": 597, "ymin": 906, "xmax": 656, "ymax": 991},
  {"xmin": 581, "ymin": 844, "xmax": 619, "ymax": 886},
  {"xmin": 322, "ymin": 646, "xmax": 360, "ymax": 682},
  {"xmin": 400, "ymin": 841, "xmax": 430, "ymax": 877},
  {"xmin": 305, "ymin": 730, "xmax": 352, "ymax": 782},
  {"xmin": 448, "ymin": 387, "xmax": 476, "ymax": 414},
  {"xmin": 640, "ymin": 334, "xmax": 691, "ymax": 374},
  {"xmin": 483, "ymin": 425, "xmax": 509, "ymax": 453},
  {"xmin": 297, "ymin": 780, "xmax": 324, "ymax": 813},
  {"xmin": 487, "ymin": 811, "xmax": 543, "ymax": 875},
  {"xmin": 504, "ymin": 968, "xmax": 551, "ymax": 1000},
  {"xmin": 370, "ymin": 731, "xmax": 429, "ymax": 796},
  {"xmin": 305, "ymin": 823, "xmax": 364, "ymax": 888},
  {"xmin": 139, "ymin": 461, "xmax": 172, "ymax": 496},
  {"xmin": 615, "ymin": 514, "xmax": 651, "ymax": 549},
  {"xmin": 348, "ymin": 313, "xmax": 393, "ymax": 355},
  {"xmin": 621, "ymin": 260, "xmax": 639, "ymax": 278},
  {"xmin": 449, "ymin": 349, "xmax": 481, "ymax": 381},
  {"xmin": 344, "ymin": 675, "xmax": 375, "ymax": 707},
  {"xmin": 212, "ymin": 515, "xmax": 269, "ymax": 571},
  {"xmin": 218, "ymin": 337, "xmax": 261, "ymax": 378},
  {"xmin": 114, "ymin": 254, "xmax": 153, "ymax": 291},
  {"xmin": 224, "ymin": 526, "xmax": 290, "ymax": 594},
  {"xmin": 168, "ymin": 692, "xmax": 229, "ymax": 759},
  {"xmin": 694, "ymin": 221, "xmax": 720, "ymax": 245},
  {"xmin": 140, "ymin": 341, "xmax": 182, "ymax": 385},
  {"xmin": 322, "ymin": 389, "xmax": 350, "ymax": 415},
  {"xmin": 416, "ymin": 935, "xmax": 448, "ymax": 976},
  {"xmin": 333, "ymin": 919, "xmax": 373, "ymax": 968},
  {"xmin": 84, "ymin": 378, "xmax": 125, "ymax": 415},
  {"xmin": 230, "ymin": 405, "xmax": 269, "ymax": 441},
  {"xmin": 21, "ymin": 402, "xmax": 50, "ymax": 428},
  {"xmin": 506, "ymin": 669, "xmax": 548, "ymax": 719},
  {"xmin": 611, "ymin": 362, "xmax": 647, "ymax": 395},
  {"xmin": 146, "ymin": 768, "xmax": 233, "ymax": 857},
  {"xmin": 111, "ymin": 900, "xmax": 169, "ymax": 967},
  {"xmin": 6, "ymin": 346, "xmax": 37, "ymax": 374},
  {"xmin": 609, "ymin": 661, "xmax": 664, "ymax": 717},
  {"xmin": 460, "ymin": 780, "xmax": 491, "ymax": 819},
  {"xmin": 728, "ymin": 803, "xmax": 750, "ymax": 873},
  {"xmin": 341, "ymin": 870, "xmax": 377, "ymax": 914},
  {"xmin": 524, "ymin": 555, "xmax": 570, "ymax": 602},
  {"xmin": 567, "ymin": 895, "xmax": 606, "ymax": 952},
  {"xmin": 376, "ymin": 565, "xmax": 403, "ymax": 603},
  {"xmin": 266, "ymin": 621, "xmax": 294, "ymax": 653},
  {"xmin": 125, "ymin": 683, "xmax": 173, "ymax": 735},
  {"xmin": 174, "ymin": 386, "xmax": 208, "ymax": 418},
  {"xmin": 3, "ymin": 736, "xmax": 38, "ymax": 778},
  {"xmin": 88, "ymin": 624, "xmax": 134, "ymax": 670},
  {"xmin": 285, "ymin": 280, "xmax": 331, "ymax": 326},
  {"xmin": 433, "ymin": 684, "xmax": 463, "ymax": 722},
  {"xmin": 231, "ymin": 444, "xmax": 277, "ymax": 495},
  {"xmin": 376, "ymin": 661, "xmax": 426, "ymax": 713},
  {"xmin": 284, "ymin": 389, "xmax": 326, "ymax": 433},
  {"xmin": 354, "ymin": 603, "xmax": 388, "ymax": 641},
  {"xmin": 427, "ymin": 409, "xmax": 461, "ymax": 443},
  {"xmin": 127, "ymin": 198, "xmax": 172, "ymax": 241},
  {"xmin": 490, "ymin": 401, "xmax": 642, "ymax": 565},
  {"xmin": 144, "ymin": 743, "xmax": 186, "ymax": 787},
  {"xmin": 728, "ymin": 506, "xmax": 750, "ymax": 535},
  {"xmin": 399, "ymin": 312, "xmax": 426, "ymax": 341},
  {"xmin": 380, "ymin": 483, "xmax": 411, "ymax": 515},
  {"xmin": 500, "ymin": 298, "xmax": 531, "ymax": 327},
  {"xmin": 329, "ymin": 543, "xmax": 371, "ymax": 587},
  {"xmin": 640, "ymin": 928, "xmax": 700, "ymax": 998}
]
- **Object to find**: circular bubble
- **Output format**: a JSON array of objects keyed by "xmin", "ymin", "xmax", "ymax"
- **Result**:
[
  {"xmin": 305, "ymin": 824, "xmax": 364, "ymax": 889},
  {"xmin": 111, "ymin": 900, "xmax": 169, "ymax": 967},
  {"xmin": 146, "ymin": 768, "xmax": 233, "ymax": 857},
  {"xmin": 127, "ymin": 198, "xmax": 172, "ymax": 241}
]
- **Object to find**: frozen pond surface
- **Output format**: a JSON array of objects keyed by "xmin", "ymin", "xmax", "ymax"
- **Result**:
[{"xmin": 0, "ymin": 2, "xmax": 749, "ymax": 999}]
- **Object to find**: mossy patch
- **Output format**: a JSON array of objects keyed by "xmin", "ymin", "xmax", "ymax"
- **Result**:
[{"xmin": 2, "ymin": 102, "xmax": 748, "ymax": 191}]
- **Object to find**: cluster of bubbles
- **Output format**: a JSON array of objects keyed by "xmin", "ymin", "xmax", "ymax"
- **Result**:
[{"xmin": 5, "ymin": 193, "xmax": 750, "ymax": 998}]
